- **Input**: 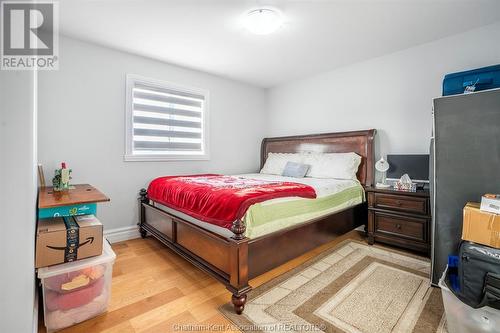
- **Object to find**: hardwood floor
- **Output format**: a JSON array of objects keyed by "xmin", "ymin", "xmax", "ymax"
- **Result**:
[{"xmin": 39, "ymin": 230, "xmax": 366, "ymax": 333}]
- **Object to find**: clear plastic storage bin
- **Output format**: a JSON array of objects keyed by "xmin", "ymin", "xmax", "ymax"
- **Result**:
[
  {"xmin": 38, "ymin": 238, "xmax": 116, "ymax": 332},
  {"xmin": 439, "ymin": 266, "xmax": 500, "ymax": 333}
]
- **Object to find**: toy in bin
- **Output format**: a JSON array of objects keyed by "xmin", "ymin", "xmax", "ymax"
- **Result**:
[{"xmin": 38, "ymin": 239, "xmax": 115, "ymax": 332}]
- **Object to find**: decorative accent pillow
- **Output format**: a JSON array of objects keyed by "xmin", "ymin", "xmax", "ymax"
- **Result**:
[
  {"xmin": 302, "ymin": 152, "xmax": 361, "ymax": 180},
  {"xmin": 260, "ymin": 153, "xmax": 303, "ymax": 175},
  {"xmin": 282, "ymin": 162, "xmax": 310, "ymax": 178}
]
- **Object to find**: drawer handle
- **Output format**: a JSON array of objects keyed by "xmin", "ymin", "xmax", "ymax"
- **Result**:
[
  {"xmin": 396, "ymin": 224, "xmax": 402, "ymax": 229},
  {"xmin": 395, "ymin": 200, "xmax": 402, "ymax": 206}
]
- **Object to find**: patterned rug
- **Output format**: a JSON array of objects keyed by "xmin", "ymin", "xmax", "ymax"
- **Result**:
[{"xmin": 220, "ymin": 240, "xmax": 447, "ymax": 333}]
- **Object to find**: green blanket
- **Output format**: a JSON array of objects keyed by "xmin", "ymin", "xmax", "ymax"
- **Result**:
[{"xmin": 244, "ymin": 184, "xmax": 364, "ymax": 238}]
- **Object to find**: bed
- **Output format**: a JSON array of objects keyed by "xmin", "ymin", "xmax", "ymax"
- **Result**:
[{"xmin": 138, "ymin": 129, "xmax": 375, "ymax": 314}]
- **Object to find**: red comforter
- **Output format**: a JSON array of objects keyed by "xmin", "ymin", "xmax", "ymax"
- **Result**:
[{"xmin": 147, "ymin": 174, "xmax": 317, "ymax": 229}]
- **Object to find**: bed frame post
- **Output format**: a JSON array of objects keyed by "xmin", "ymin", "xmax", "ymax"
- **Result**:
[
  {"xmin": 231, "ymin": 219, "xmax": 246, "ymax": 240},
  {"xmin": 138, "ymin": 188, "xmax": 148, "ymax": 238},
  {"xmin": 228, "ymin": 219, "xmax": 251, "ymax": 314}
]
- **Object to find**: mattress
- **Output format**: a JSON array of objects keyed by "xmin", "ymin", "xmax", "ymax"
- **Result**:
[{"xmin": 152, "ymin": 173, "xmax": 364, "ymax": 239}]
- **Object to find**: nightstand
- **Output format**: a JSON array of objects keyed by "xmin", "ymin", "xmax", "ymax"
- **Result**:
[{"xmin": 365, "ymin": 186, "xmax": 431, "ymax": 255}]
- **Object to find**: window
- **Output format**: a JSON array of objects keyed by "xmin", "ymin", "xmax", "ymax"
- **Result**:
[{"xmin": 125, "ymin": 74, "xmax": 209, "ymax": 161}]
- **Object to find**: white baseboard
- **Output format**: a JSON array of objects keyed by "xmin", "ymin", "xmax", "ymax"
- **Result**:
[{"xmin": 104, "ymin": 225, "xmax": 140, "ymax": 243}]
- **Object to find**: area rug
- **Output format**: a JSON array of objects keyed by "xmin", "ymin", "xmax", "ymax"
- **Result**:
[{"xmin": 220, "ymin": 240, "xmax": 447, "ymax": 333}]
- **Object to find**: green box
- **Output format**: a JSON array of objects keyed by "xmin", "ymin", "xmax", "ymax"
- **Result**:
[{"xmin": 38, "ymin": 203, "xmax": 97, "ymax": 219}]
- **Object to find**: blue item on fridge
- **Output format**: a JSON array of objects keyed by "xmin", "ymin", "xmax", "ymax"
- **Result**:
[{"xmin": 442, "ymin": 64, "xmax": 500, "ymax": 96}]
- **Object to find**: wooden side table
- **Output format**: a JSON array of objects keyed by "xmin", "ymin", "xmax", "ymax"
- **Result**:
[
  {"xmin": 38, "ymin": 184, "xmax": 110, "ymax": 218},
  {"xmin": 365, "ymin": 186, "xmax": 431, "ymax": 254}
]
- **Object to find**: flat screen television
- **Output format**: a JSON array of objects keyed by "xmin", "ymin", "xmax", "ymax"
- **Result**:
[{"xmin": 386, "ymin": 154, "xmax": 430, "ymax": 183}]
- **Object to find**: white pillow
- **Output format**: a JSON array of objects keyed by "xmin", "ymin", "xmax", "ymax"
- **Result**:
[
  {"xmin": 260, "ymin": 153, "xmax": 303, "ymax": 175},
  {"xmin": 302, "ymin": 152, "xmax": 361, "ymax": 180}
]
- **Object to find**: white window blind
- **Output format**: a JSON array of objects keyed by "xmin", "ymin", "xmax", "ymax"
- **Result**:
[{"xmin": 125, "ymin": 75, "xmax": 209, "ymax": 161}]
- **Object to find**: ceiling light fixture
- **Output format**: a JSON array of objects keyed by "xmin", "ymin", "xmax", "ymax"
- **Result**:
[{"xmin": 243, "ymin": 8, "xmax": 283, "ymax": 35}]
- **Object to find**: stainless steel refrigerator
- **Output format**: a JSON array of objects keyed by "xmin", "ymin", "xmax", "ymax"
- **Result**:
[{"xmin": 431, "ymin": 88, "xmax": 500, "ymax": 285}]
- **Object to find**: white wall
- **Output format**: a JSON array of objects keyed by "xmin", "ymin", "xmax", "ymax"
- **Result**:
[
  {"xmin": 267, "ymin": 22, "xmax": 500, "ymax": 160},
  {"xmin": 38, "ymin": 22, "xmax": 500, "ymax": 234},
  {"xmin": 38, "ymin": 37, "xmax": 267, "ymax": 233},
  {"xmin": 0, "ymin": 72, "xmax": 37, "ymax": 332}
]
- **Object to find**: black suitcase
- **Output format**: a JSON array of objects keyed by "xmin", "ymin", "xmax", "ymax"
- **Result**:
[{"xmin": 458, "ymin": 241, "xmax": 500, "ymax": 309}]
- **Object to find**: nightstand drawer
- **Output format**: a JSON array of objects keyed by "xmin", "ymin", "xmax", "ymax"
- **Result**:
[
  {"xmin": 373, "ymin": 193, "xmax": 427, "ymax": 215},
  {"xmin": 374, "ymin": 212, "xmax": 427, "ymax": 242}
]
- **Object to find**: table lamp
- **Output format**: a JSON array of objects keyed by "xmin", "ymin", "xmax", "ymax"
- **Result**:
[{"xmin": 375, "ymin": 157, "xmax": 391, "ymax": 188}]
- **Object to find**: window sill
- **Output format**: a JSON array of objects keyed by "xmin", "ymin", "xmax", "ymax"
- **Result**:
[{"xmin": 124, "ymin": 154, "xmax": 210, "ymax": 162}]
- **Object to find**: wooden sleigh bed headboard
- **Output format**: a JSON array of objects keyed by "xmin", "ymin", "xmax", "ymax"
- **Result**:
[{"xmin": 260, "ymin": 129, "xmax": 376, "ymax": 187}]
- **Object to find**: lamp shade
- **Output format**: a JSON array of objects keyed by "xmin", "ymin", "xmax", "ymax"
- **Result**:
[{"xmin": 375, "ymin": 157, "xmax": 389, "ymax": 173}]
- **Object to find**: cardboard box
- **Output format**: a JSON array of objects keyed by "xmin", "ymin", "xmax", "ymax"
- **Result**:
[
  {"xmin": 36, "ymin": 215, "xmax": 103, "ymax": 268},
  {"xmin": 480, "ymin": 194, "xmax": 500, "ymax": 215},
  {"xmin": 462, "ymin": 202, "xmax": 500, "ymax": 249}
]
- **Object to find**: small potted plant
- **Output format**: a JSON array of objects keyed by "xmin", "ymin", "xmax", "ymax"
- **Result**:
[{"xmin": 52, "ymin": 162, "xmax": 72, "ymax": 191}]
